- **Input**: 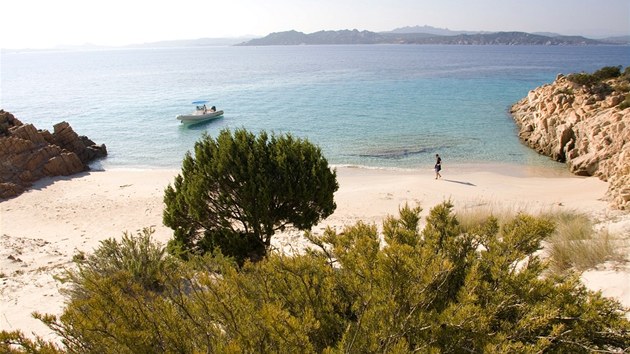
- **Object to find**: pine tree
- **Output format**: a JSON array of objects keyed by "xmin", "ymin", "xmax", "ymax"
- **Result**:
[{"xmin": 163, "ymin": 128, "xmax": 338, "ymax": 263}]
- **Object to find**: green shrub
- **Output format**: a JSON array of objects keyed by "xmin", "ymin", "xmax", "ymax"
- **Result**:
[
  {"xmin": 554, "ymin": 87, "xmax": 574, "ymax": 96},
  {"xmin": 567, "ymin": 72, "xmax": 597, "ymax": 86},
  {"xmin": 592, "ymin": 65, "xmax": 622, "ymax": 81},
  {"xmin": 619, "ymin": 93, "xmax": 630, "ymax": 110},
  {"xmin": 163, "ymin": 128, "xmax": 338, "ymax": 264},
  {"xmin": 614, "ymin": 82, "xmax": 630, "ymax": 93},
  {"xmin": 586, "ymin": 82, "xmax": 614, "ymax": 97},
  {"xmin": 567, "ymin": 65, "xmax": 624, "ymax": 87},
  {"xmin": 0, "ymin": 330, "xmax": 64, "ymax": 353},
  {"xmin": 60, "ymin": 227, "xmax": 172, "ymax": 294},
  {"xmin": 22, "ymin": 204, "xmax": 629, "ymax": 353}
]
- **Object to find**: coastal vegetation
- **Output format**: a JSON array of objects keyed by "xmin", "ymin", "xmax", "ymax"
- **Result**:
[
  {"xmin": 566, "ymin": 65, "xmax": 622, "ymax": 86},
  {"xmin": 457, "ymin": 208, "xmax": 623, "ymax": 275},
  {"xmin": 163, "ymin": 128, "xmax": 338, "ymax": 264},
  {"xmin": 565, "ymin": 65, "xmax": 625, "ymax": 98},
  {"xmin": 565, "ymin": 65, "xmax": 630, "ymax": 108},
  {"xmin": 2, "ymin": 203, "xmax": 629, "ymax": 353}
]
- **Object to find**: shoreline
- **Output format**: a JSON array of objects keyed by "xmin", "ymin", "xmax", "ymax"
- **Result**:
[
  {"xmin": 1, "ymin": 165, "xmax": 628, "ymax": 341},
  {"xmin": 97, "ymin": 159, "xmax": 574, "ymax": 177},
  {"xmin": 332, "ymin": 160, "xmax": 574, "ymax": 178}
]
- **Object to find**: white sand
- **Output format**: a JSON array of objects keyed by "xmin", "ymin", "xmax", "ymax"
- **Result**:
[{"xmin": 1, "ymin": 165, "xmax": 629, "ymax": 340}]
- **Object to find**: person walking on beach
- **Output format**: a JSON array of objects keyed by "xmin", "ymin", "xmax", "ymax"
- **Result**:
[{"xmin": 434, "ymin": 154, "xmax": 442, "ymax": 179}]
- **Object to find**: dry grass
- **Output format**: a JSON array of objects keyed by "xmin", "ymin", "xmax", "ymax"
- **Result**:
[
  {"xmin": 455, "ymin": 200, "xmax": 520, "ymax": 232},
  {"xmin": 543, "ymin": 211, "xmax": 624, "ymax": 274},
  {"xmin": 456, "ymin": 203, "xmax": 625, "ymax": 274}
]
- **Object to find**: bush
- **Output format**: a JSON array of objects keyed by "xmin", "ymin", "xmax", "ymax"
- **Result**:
[
  {"xmin": 60, "ymin": 227, "xmax": 172, "ymax": 294},
  {"xmin": 163, "ymin": 128, "xmax": 338, "ymax": 264},
  {"xmin": 619, "ymin": 93, "xmax": 630, "ymax": 110},
  {"xmin": 614, "ymin": 82, "xmax": 630, "ymax": 93},
  {"xmin": 554, "ymin": 87, "xmax": 574, "ymax": 96},
  {"xmin": 586, "ymin": 82, "xmax": 614, "ymax": 97},
  {"xmin": 0, "ymin": 330, "xmax": 64, "ymax": 353},
  {"xmin": 19, "ymin": 203, "xmax": 629, "ymax": 353},
  {"xmin": 592, "ymin": 65, "xmax": 622, "ymax": 81},
  {"xmin": 567, "ymin": 72, "xmax": 598, "ymax": 86},
  {"xmin": 567, "ymin": 65, "xmax": 623, "ymax": 87}
]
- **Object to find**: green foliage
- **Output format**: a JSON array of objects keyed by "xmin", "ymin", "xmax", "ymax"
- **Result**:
[
  {"xmin": 567, "ymin": 72, "xmax": 598, "ymax": 86},
  {"xmin": 60, "ymin": 227, "xmax": 171, "ymax": 293},
  {"xmin": 33, "ymin": 230, "xmax": 200, "ymax": 353},
  {"xmin": 1, "ymin": 331, "xmax": 64, "ymax": 354},
  {"xmin": 554, "ymin": 87, "xmax": 574, "ymax": 96},
  {"xmin": 567, "ymin": 65, "xmax": 623, "ymax": 87},
  {"xmin": 619, "ymin": 93, "xmax": 630, "ymax": 110},
  {"xmin": 587, "ymin": 82, "xmax": 614, "ymax": 97},
  {"xmin": 26, "ymin": 204, "xmax": 629, "ymax": 353},
  {"xmin": 71, "ymin": 250, "xmax": 85, "ymax": 263},
  {"xmin": 614, "ymin": 82, "xmax": 630, "ymax": 94},
  {"xmin": 163, "ymin": 128, "xmax": 338, "ymax": 263},
  {"xmin": 592, "ymin": 65, "xmax": 622, "ymax": 81}
]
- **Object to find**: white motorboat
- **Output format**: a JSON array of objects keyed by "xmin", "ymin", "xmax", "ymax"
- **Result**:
[{"xmin": 177, "ymin": 101, "xmax": 224, "ymax": 124}]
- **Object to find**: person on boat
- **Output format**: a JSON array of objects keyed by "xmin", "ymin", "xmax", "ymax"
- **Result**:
[
  {"xmin": 203, "ymin": 104, "xmax": 207, "ymax": 114},
  {"xmin": 210, "ymin": 106, "xmax": 216, "ymax": 112}
]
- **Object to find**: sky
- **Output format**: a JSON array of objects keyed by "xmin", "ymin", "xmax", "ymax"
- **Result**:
[{"xmin": 1, "ymin": 0, "xmax": 629, "ymax": 49}]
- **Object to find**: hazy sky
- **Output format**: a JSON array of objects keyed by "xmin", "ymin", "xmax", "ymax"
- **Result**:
[{"xmin": 1, "ymin": 0, "xmax": 628, "ymax": 48}]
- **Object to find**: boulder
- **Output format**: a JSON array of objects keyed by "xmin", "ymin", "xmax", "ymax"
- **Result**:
[
  {"xmin": 511, "ymin": 75, "xmax": 630, "ymax": 210},
  {"xmin": 0, "ymin": 110, "xmax": 107, "ymax": 199},
  {"xmin": 52, "ymin": 121, "xmax": 107, "ymax": 163}
]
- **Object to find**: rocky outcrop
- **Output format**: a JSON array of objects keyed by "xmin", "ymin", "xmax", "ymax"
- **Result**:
[
  {"xmin": 510, "ymin": 74, "xmax": 630, "ymax": 209},
  {"xmin": 0, "ymin": 110, "xmax": 107, "ymax": 199}
]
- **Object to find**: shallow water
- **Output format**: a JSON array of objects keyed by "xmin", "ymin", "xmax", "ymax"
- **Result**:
[{"xmin": 3, "ymin": 45, "xmax": 628, "ymax": 171}]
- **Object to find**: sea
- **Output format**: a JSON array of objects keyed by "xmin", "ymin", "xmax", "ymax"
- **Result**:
[{"xmin": 2, "ymin": 45, "xmax": 629, "ymax": 171}]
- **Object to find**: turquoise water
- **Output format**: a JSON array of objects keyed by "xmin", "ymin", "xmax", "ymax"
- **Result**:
[{"xmin": 2, "ymin": 45, "xmax": 628, "ymax": 170}]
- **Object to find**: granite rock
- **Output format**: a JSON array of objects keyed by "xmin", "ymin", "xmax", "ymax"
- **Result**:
[
  {"xmin": 511, "ymin": 75, "xmax": 630, "ymax": 209},
  {"xmin": 0, "ymin": 110, "xmax": 107, "ymax": 199}
]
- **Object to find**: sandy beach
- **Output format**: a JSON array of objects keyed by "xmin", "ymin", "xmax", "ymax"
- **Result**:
[{"xmin": 1, "ymin": 165, "xmax": 629, "ymax": 341}]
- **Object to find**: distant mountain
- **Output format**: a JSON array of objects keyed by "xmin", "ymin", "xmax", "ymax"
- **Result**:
[
  {"xmin": 599, "ymin": 35, "xmax": 630, "ymax": 45},
  {"xmin": 423, "ymin": 32, "xmax": 602, "ymax": 45},
  {"xmin": 532, "ymin": 32, "xmax": 565, "ymax": 37},
  {"xmin": 238, "ymin": 29, "xmax": 388, "ymax": 46},
  {"xmin": 387, "ymin": 25, "xmax": 486, "ymax": 36},
  {"xmin": 237, "ymin": 30, "xmax": 609, "ymax": 46}
]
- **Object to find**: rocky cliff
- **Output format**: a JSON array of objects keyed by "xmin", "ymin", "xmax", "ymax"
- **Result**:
[
  {"xmin": 510, "ymin": 72, "xmax": 630, "ymax": 209},
  {"xmin": 0, "ymin": 110, "xmax": 107, "ymax": 199}
]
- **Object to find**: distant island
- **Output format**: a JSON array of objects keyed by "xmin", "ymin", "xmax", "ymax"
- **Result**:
[
  {"xmin": 237, "ymin": 28, "xmax": 628, "ymax": 46},
  {"xmin": 5, "ymin": 25, "xmax": 627, "ymax": 51}
]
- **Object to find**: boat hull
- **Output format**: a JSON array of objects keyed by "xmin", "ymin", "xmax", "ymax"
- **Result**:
[{"xmin": 176, "ymin": 110, "xmax": 224, "ymax": 123}]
